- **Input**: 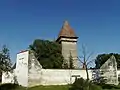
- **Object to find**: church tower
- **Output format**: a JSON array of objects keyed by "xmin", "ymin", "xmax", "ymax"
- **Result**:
[{"xmin": 56, "ymin": 21, "xmax": 79, "ymax": 68}]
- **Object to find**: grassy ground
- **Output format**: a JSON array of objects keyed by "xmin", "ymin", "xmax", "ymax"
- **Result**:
[
  {"xmin": 28, "ymin": 85, "xmax": 69, "ymax": 90},
  {"xmin": 17, "ymin": 86, "xmax": 120, "ymax": 90},
  {"xmin": 1, "ymin": 84, "xmax": 120, "ymax": 90},
  {"xmin": 0, "ymin": 84, "xmax": 69, "ymax": 90}
]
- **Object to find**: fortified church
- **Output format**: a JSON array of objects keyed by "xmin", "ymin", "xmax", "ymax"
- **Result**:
[{"xmin": 2, "ymin": 21, "xmax": 120, "ymax": 87}]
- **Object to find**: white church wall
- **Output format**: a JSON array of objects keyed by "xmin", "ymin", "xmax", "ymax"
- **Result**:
[
  {"xmin": 27, "ymin": 69, "xmax": 120, "ymax": 87},
  {"xmin": 2, "ymin": 71, "xmax": 14, "ymax": 84},
  {"xmin": 3, "ymin": 50, "xmax": 120, "ymax": 87},
  {"xmin": 28, "ymin": 69, "xmax": 93, "ymax": 86},
  {"xmin": 28, "ymin": 71, "xmax": 42, "ymax": 87},
  {"xmin": 117, "ymin": 70, "xmax": 120, "ymax": 75},
  {"xmin": 28, "ymin": 52, "xmax": 43, "ymax": 87},
  {"xmin": 100, "ymin": 56, "xmax": 118, "ymax": 85},
  {"xmin": 117, "ymin": 70, "xmax": 120, "ymax": 80},
  {"xmin": 40, "ymin": 69, "xmax": 92, "ymax": 85},
  {"xmin": 15, "ymin": 51, "xmax": 29, "ymax": 87},
  {"xmin": 2, "ymin": 69, "xmax": 120, "ymax": 87}
]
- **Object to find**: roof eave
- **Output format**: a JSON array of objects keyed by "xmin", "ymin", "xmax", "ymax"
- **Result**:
[{"xmin": 56, "ymin": 36, "xmax": 78, "ymax": 42}]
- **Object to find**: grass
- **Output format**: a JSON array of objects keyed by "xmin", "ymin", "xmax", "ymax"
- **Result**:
[
  {"xmin": 1, "ymin": 83, "xmax": 120, "ymax": 90},
  {"xmin": 28, "ymin": 85, "xmax": 69, "ymax": 90},
  {"xmin": 0, "ymin": 83, "xmax": 69, "ymax": 90}
]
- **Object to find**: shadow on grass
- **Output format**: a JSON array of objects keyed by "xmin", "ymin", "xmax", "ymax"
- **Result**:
[{"xmin": 0, "ymin": 83, "xmax": 25, "ymax": 90}]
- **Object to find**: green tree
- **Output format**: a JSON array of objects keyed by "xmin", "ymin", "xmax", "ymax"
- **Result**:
[
  {"xmin": 0, "ymin": 45, "xmax": 12, "ymax": 82},
  {"xmin": 70, "ymin": 78, "xmax": 102, "ymax": 90},
  {"xmin": 0, "ymin": 45, "xmax": 12, "ymax": 72},
  {"xmin": 62, "ymin": 63, "xmax": 69, "ymax": 69},
  {"xmin": 29, "ymin": 39, "xmax": 64, "ymax": 69},
  {"xmin": 95, "ymin": 53, "xmax": 120, "ymax": 69},
  {"xmin": 69, "ymin": 51, "xmax": 74, "ymax": 69}
]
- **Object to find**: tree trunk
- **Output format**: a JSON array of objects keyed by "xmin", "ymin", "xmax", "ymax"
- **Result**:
[{"xmin": 85, "ymin": 64, "xmax": 89, "ymax": 80}]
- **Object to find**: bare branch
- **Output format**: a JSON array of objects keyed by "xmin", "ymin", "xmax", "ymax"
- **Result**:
[
  {"xmin": 80, "ymin": 44, "xmax": 94, "ymax": 80},
  {"xmin": 82, "ymin": 44, "xmax": 86, "ymax": 60},
  {"xmin": 77, "ymin": 57, "xmax": 84, "ymax": 64},
  {"xmin": 87, "ymin": 59, "xmax": 95, "ymax": 66},
  {"xmin": 78, "ymin": 56, "xmax": 84, "ymax": 59},
  {"xmin": 86, "ymin": 52, "xmax": 94, "ymax": 62}
]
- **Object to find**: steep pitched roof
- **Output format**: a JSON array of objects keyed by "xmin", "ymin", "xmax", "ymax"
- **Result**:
[{"xmin": 58, "ymin": 21, "xmax": 77, "ymax": 38}]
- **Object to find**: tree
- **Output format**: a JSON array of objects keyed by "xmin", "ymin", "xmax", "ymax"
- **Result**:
[
  {"xmin": 95, "ymin": 53, "xmax": 120, "ymax": 69},
  {"xmin": 0, "ymin": 45, "xmax": 12, "ymax": 82},
  {"xmin": 70, "ymin": 78, "xmax": 102, "ymax": 90},
  {"xmin": 0, "ymin": 45, "xmax": 12, "ymax": 72},
  {"xmin": 29, "ymin": 39, "xmax": 64, "ymax": 69},
  {"xmin": 69, "ymin": 51, "xmax": 74, "ymax": 69},
  {"xmin": 78, "ymin": 45, "xmax": 94, "ymax": 80}
]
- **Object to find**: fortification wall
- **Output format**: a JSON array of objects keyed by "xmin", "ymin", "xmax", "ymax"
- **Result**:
[
  {"xmin": 2, "ymin": 71, "xmax": 14, "ymax": 84},
  {"xmin": 2, "ymin": 69, "xmax": 120, "ymax": 87},
  {"xmin": 28, "ymin": 69, "xmax": 93, "ymax": 87}
]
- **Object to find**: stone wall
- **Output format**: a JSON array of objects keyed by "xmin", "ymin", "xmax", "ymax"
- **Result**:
[
  {"xmin": 2, "ymin": 69, "xmax": 120, "ymax": 87},
  {"xmin": 100, "ymin": 55, "xmax": 118, "ymax": 85},
  {"xmin": 15, "ymin": 51, "xmax": 29, "ymax": 87},
  {"xmin": 28, "ymin": 52, "xmax": 42, "ymax": 87},
  {"xmin": 2, "ymin": 69, "xmax": 92, "ymax": 87},
  {"xmin": 2, "ymin": 72, "xmax": 14, "ymax": 84},
  {"xmin": 28, "ymin": 69, "xmax": 92, "ymax": 87},
  {"xmin": 61, "ymin": 41, "xmax": 79, "ymax": 68},
  {"xmin": 3, "ymin": 51, "xmax": 120, "ymax": 87}
]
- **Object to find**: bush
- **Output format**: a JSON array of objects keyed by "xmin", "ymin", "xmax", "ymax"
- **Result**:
[
  {"xmin": 97, "ymin": 83, "xmax": 120, "ymax": 89},
  {"xmin": 0, "ymin": 83, "xmax": 24, "ymax": 90},
  {"xmin": 70, "ymin": 78, "xmax": 102, "ymax": 90}
]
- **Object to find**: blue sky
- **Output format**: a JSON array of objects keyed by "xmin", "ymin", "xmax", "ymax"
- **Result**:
[{"xmin": 0, "ymin": 0, "xmax": 120, "ymax": 63}]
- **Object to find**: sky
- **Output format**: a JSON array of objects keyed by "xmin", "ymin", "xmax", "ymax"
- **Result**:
[{"xmin": 0, "ymin": 0, "xmax": 120, "ymax": 63}]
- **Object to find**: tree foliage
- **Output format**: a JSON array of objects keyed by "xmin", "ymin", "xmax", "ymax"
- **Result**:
[
  {"xmin": 69, "ymin": 52, "xmax": 74, "ymax": 69},
  {"xmin": 0, "ymin": 45, "xmax": 12, "ymax": 72},
  {"xmin": 29, "ymin": 39, "xmax": 64, "ymax": 69},
  {"xmin": 70, "ymin": 78, "xmax": 102, "ymax": 90},
  {"xmin": 95, "ymin": 53, "xmax": 120, "ymax": 69}
]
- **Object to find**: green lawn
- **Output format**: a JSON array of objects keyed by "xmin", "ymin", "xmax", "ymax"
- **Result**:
[
  {"xmin": 0, "ymin": 84, "xmax": 69, "ymax": 90},
  {"xmin": 28, "ymin": 85, "xmax": 69, "ymax": 90},
  {"xmin": 1, "ymin": 83, "xmax": 120, "ymax": 90}
]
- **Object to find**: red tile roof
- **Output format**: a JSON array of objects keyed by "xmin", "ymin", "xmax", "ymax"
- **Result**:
[
  {"xmin": 58, "ymin": 21, "xmax": 77, "ymax": 38},
  {"xmin": 18, "ymin": 50, "xmax": 28, "ymax": 54}
]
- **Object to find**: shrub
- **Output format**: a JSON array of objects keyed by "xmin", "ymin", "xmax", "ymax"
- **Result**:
[
  {"xmin": 98, "ymin": 83, "xmax": 120, "ymax": 89},
  {"xmin": 70, "ymin": 78, "xmax": 102, "ymax": 90},
  {"xmin": 0, "ymin": 83, "xmax": 24, "ymax": 90}
]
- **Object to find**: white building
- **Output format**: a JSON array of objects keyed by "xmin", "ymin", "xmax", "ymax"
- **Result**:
[{"xmin": 2, "ymin": 50, "xmax": 93, "ymax": 87}]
